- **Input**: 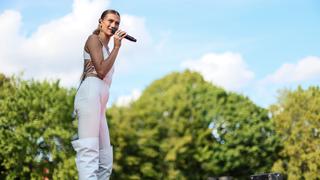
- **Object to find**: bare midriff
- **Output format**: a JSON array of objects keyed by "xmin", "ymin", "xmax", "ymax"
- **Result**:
[{"xmin": 81, "ymin": 59, "xmax": 99, "ymax": 79}]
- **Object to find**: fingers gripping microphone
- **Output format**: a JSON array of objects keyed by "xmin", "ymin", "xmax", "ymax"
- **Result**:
[{"xmin": 111, "ymin": 28, "xmax": 137, "ymax": 42}]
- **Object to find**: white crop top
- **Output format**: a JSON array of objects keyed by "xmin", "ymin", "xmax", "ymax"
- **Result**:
[{"xmin": 82, "ymin": 45, "xmax": 115, "ymax": 86}]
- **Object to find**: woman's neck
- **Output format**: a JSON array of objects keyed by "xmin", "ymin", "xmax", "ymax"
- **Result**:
[{"xmin": 98, "ymin": 33, "xmax": 110, "ymax": 48}]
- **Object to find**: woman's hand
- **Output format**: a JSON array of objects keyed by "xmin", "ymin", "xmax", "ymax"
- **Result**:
[{"xmin": 113, "ymin": 29, "xmax": 127, "ymax": 48}]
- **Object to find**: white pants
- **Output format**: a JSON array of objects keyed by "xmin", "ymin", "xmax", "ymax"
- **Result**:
[{"xmin": 72, "ymin": 77, "xmax": 113, "ymax": 180}]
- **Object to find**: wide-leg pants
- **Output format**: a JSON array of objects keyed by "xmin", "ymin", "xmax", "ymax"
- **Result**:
[{"xmin": 73, "ymin": 76, "xmax": 113, "ymax": 179}]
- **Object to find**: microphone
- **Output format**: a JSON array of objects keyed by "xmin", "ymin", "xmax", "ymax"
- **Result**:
[{"xmin": 111, "ymin": 28, "xmax": 137, "ymax": 42}]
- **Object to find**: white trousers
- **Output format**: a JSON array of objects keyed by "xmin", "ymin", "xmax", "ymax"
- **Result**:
[{"xmin": 72, "ymin": 77, "xmax": 113, "ymax": 180}]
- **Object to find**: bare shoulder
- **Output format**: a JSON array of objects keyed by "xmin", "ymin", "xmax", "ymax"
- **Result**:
[
  {"xmin": 85, "ymin": 34, "xmax": 102, "ymax": 50},
  {"xmin": 87, "ymin": 34, "xmax": 99, "ymax": 42}
]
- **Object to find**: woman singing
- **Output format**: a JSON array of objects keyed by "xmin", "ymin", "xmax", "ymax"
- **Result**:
[{"xmin": 72, "ymin": 9, "xmax": 126, "ymax": 180}]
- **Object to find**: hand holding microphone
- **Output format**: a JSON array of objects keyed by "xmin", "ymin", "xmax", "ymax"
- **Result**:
[{"xmin": 111, "ymin": 27, "xmax": 137, "ymax": 42}]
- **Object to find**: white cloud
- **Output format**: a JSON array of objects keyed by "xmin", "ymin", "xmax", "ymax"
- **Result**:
[
  {"xmin": 250, "ymin": 56, "xmax": 320, "ymax": 107},
  {"xmin": 0, "ymin": 0, "xmax": 152, "ymax": 87},
  {"xmin": 181, "ymin": 52, "xmax": 254, "ymax": 91},
  {"xmin": 263, "ymin": 56, "xmax": 320, "ymax": 84},
  {"xmin": 0, "ymin": 10, "xmax": 24, "ymax": 73},
  {"xmin": 115, "ymin": 89, "xmax": 141, "ymax": 107},
  {"xmin": 180, "ymin": 53, "xmax": 319, "ymax": 107},
  {"xmin": 113, "ymin": 14, "xmax": 153, "ymax": 74}
]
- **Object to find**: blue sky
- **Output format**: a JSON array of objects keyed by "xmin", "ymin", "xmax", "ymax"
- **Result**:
[{"xmin": 0, "ymin": 0, "xmax": 319, "ymax": 107}]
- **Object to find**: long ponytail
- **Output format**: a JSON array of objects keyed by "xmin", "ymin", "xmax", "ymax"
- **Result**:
[{"xmin": 92, "ymin": 25, "xmax": 100, "ymax": 35}]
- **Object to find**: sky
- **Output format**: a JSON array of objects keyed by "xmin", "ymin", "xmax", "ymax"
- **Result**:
[{"xmin": 0, "ymin": 0, "xmax": 319, "ymax": 108}]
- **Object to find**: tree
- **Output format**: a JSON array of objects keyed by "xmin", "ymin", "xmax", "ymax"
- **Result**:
[
  {"xmin": 271, "ymin": 86, "xmax": 320, "ymax": 180},
  {"xmin": 0, "ymin": 74, "xmax": 77, "ymax": 179},
  {"xmin": 0, "ymin": 70, "xmax": 282, "ymax": 179},
  {"xmin": 108, "ymin": 70, "xmax": 279, "ymax": 179}
]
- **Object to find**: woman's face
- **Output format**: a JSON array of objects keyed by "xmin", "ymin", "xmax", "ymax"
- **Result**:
[{"xmin": 100, "ymin": 13, "xmax": 120, "ymax": 36}]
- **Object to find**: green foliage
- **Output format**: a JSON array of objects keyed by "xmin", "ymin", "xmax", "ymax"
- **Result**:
[
  {"xmin": 108, "ymin": 70, "xmax": 278, "ymax": 179},
  {"xmin": 4, "ymin": 70, "xmax": 310, "ymax": 179},
  {"xmin": 0, "ymin": 74, "xmax": 77, "ymax": 179},
  {"xmin": 271, "ymin": 86, "xmax": 320, "ymax": 180}
]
